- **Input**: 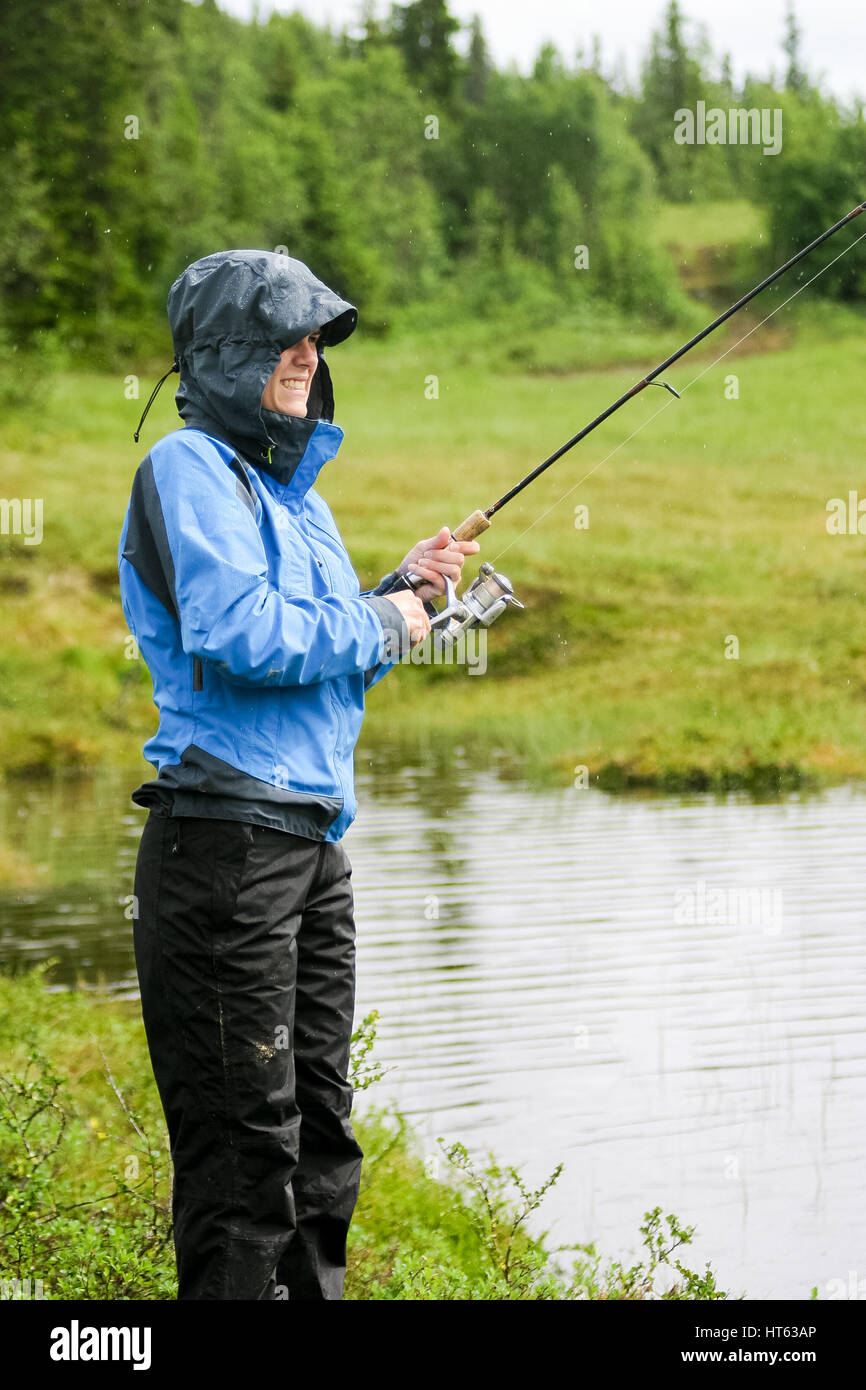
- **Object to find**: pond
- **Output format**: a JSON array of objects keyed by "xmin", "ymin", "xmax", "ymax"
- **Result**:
[{"xmin": 1, "ymin": 763, "xmax": 864, "ymax": 1300}]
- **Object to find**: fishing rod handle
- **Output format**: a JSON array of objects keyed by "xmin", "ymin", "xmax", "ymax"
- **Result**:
[
  {"xmin": 402, "ymin": 510, "xmax": 492, "ymax": 590},
  {"xmin": 451, "ymin": 509, "xmax": 492, "ymax": 541}
]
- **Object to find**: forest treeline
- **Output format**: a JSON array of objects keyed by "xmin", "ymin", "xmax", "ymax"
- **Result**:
[{"xmin": 1, "ymin": 0, "xmax": 864, "ymax": 363}]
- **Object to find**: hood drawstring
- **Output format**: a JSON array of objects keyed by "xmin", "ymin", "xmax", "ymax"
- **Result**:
[{"xmin": 133, "ymin": 360, "xmax": 180, "ymax": 443}]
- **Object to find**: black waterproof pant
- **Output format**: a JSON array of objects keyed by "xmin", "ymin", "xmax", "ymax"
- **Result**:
[{"xmin": 132, "ymin": 812, "xmax": 364, "ymax": 1300}]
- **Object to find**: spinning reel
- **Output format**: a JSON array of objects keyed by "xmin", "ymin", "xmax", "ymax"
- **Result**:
[{"xmin": 427, "ymin": 561, "xmax": 524, "ymax": 650}]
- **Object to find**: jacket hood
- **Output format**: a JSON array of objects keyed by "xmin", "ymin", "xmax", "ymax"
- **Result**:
[{"xmin": 167, "ymin": 249, "xmax": 358, "ymax": 486}]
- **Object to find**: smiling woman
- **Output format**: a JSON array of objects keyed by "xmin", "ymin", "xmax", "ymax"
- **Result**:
[
  {"xmin": 116, "ymin": 247, "xmax": 477, "ymax": 1302},
  {"xmin": 261, "ymin": 330, "xmax": 322, "ymax": 417}
]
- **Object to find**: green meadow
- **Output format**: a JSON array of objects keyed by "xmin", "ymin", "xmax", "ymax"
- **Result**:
[{"xmin": 1, "ymin": 295, "xmax": 864, "ymax": 801}]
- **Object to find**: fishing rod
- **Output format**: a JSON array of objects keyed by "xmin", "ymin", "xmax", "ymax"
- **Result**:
[{"xmin": 412, "ymin": 197, "xmax": 866, "ymax": 647}]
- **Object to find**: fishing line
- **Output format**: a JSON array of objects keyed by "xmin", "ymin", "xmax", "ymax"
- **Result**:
[{"xmin": 489, "ymin": 221, "xmax": 866, "ymax": 567}]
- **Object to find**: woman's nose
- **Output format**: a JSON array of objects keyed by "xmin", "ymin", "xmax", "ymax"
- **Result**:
[{"xmin": 287, "ymin": 341, "xmax": 317, "ymax": 371}]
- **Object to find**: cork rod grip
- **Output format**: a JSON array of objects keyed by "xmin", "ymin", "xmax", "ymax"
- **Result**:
[{"xmin": 451, "ymin": 510, "xmax": 491, "ymax": 542}]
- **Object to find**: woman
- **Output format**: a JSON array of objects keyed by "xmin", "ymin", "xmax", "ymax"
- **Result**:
[{"xmin": 117, "ymin": 249, "xmax": 478, "ymax": 1299}]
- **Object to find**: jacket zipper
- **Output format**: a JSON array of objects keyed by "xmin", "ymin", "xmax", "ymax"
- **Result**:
[{"xmin": 299, "ymin": 507, "xmax": 345, "ymax": 815}]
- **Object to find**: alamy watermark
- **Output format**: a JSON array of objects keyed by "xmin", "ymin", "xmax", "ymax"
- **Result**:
[
  {"xmin": 0, "ymin": 497, "xmax": 43, "ymax": 545},
  {"xmin": 674, "ymin": 102, "xmax": 782, "ymax": 156},
  {"xmin": 49, "ymin": 1321, "xmax": 151, "ymax": 1370},
  {"xmin": 1, "ymin": 1277, "xmax": 45, "ymax": 1299},
  {"xmin": 824, "ymin": 1270, "xmax": 866, "ymax": 1299},
  {"xmin": 826, "ymin": 491, "xmax": 866, "ymax": 534},
  {"xmin": 402, "ymin": 627, "xmax": 487, "ymax": 674},
  {"xmin": 674, "ymin": 879, "xmax": 784, "ymax": 935}
]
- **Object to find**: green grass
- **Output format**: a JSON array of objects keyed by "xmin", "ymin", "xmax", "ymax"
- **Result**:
[
  {"xmin": 650, "ymin": 198, "xmax": 768, "ymax": 297},
  {"xmin": 652, "ymin": 198, "xmax": 767, "ymax": 252},
  {"xmin": 1, "ymin": 292, "xmax": 865, "ymax": 804},
  {"xmin": 0, "ymin": 964, "xmax": 729, "ymax": 1301}
]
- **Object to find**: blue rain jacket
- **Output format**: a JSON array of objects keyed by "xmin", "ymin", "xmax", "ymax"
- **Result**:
[{"xmin": 117, "ymin": 249, "xmax": 410, "ymax": 841}]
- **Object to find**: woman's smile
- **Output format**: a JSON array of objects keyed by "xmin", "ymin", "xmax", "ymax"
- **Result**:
[{"xmin": 262, "ymin": 333, "xmax": 321, "ymax": 416}]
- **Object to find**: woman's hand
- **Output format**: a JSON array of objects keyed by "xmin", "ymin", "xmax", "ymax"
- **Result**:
[
  {"xmin": 398, "ymin": 526, "xmax": 481, "ymax": 603},
  {"xmin": 385, "ymin": 589, "xmax": 432, "ymax": 647}
]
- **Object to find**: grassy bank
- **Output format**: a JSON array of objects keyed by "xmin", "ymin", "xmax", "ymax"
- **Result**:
[
  {"xmin": 1, "ymin": 291, "xmax": 865, "ymax": 792},
  {"xmin": 0, "ymin": 964, "xmax": 727, "ymax": 1301}
]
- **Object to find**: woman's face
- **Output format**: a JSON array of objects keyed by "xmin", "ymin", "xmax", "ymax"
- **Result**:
[{"xmin": 261, "ymin": 330, "xmax": 321, "ymax": 416}]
